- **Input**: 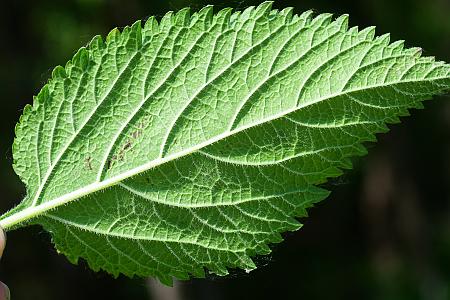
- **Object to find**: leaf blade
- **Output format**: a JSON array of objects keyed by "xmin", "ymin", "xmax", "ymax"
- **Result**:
[{"xmin": 1, "ymin": 2, "xmax": 450, "ymax": 284}]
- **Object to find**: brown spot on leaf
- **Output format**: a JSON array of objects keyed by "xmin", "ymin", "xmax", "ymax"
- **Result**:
[{"xmin": 84, "ymin": 156, "xmax": 93, "ymax": 171}]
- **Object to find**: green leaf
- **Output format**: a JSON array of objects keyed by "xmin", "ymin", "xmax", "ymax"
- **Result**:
[{"xmin": 1, "ymin": 2, "xmax": 449, "ymax": 284}]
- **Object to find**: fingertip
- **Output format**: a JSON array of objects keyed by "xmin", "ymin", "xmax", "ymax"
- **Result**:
[
  {"xmin": 0, "ymin": 227, "xmax": 5, "ymax": 258},
  {"xmin": 0, "ymin": 282, "xmax": 9, "ymax": 300}
]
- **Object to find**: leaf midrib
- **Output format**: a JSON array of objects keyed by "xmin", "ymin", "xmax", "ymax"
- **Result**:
[{"xmin": 1, "ymin": 75, "xmax": 446, "ymax": 231}]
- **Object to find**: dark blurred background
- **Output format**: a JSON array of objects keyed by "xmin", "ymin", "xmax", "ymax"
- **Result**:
[{"xmin": 0, "ymin": 0, "xmax": 449, "ymax": 299}]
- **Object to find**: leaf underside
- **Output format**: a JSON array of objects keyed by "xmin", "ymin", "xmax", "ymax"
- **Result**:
[{"xmin": 2, "ymin": 2, "xmax": 450, "ymax": 285}]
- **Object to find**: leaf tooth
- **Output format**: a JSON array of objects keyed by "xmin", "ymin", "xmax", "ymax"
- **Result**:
[
  {"xmin": 387, "ymin": 115, "xmax": 402, "ymax": 124},
  {"xmin": 340, "ymin": 158, "xmax": 353, "ymax": 169},
  {"xmin": 285, "ymin": 219, "xmax": 302, "ymax": 232},
  {"xmin": 174, "ymin": 7, "xmax": 191, "ymax": 27},
  {"xmin": 88, "ymin": 34, "xmax": 105, "ymax": 51},
  {"xmin": 404, "ymin": 46, "xmax": 423, "ymax": 57},
  {"xmin": 364, "ymin": 133, "xmax": 378, "ymax": 143},
  {"xmin": 290, "ymin": 13, "xmax": 300, "ymax": 24},
  {"xmin": 130, "ymin": 20, "xmax": 143, "ymax": 49},
  {"xmin": 328, "ymin": 167, "xmax": 345, "ymax": 178},
  {"xmin": 214, "ymin": 7, "xmax": 233, "ymax": 27},
  {"xmin": 117, "ymin": 20, "xmax": 142, "ymax": 42},
  {"xmin": 347, "ymin": 25, "xmax": 359, "ymax": 37},
  {"xmin": 208, "ymin": 263, "xmax": 229, "ymax": 276},
  {"xmin": 240, "ymin": 256, "xmax": 257, "ymax": 272},
  {"xmin": 303, "ymin": 188, "xmax": 330, "ymax": 211},
  {"xmin": 72, "ymin": 47, "xmax": 89, "ymax": 71},
  {"xmin": 196, "ymin": 5, "xmax": 214, "ymax": 29},
  {"xmin": 359, "ymin": 25, "xmax": 376, "ymax": 41},
  {"xmin": 255, "ymin": 243, "xmax": 272, "ymax": 255},
  {"xmin": 398, "ymin": 108, "xmax": 412, "ymax": 118},
  {"xmin": 64, "ymin": 251, "xmax": 80, "ymax": 266},
  {"xmin": 334, "ymin": 14, "xmax": 349, "ymax": 32},
  {"xmin": 172, "ymin": 271, "xmax": 189, "ymax": 281},
  {"xmin": 311, "ymin": 12, "xmax": 333, "ymax": 28},
  {"xmin": 143, "ymin": 16, "xmax": 159, "ymax": 36},
  {"xmin": 159, "ymin": 10, "xmax": 174, "ymax": 31},
  {"xmin": 413, "ymin": 101, "xmax": 425, "ymax": 109},
  {"xmin": 20, "ymin": 104, "xmax": 33, "ymax": 122},
  {"xmin": 229, "ymin": 10, "xmax": 241, "ymax": 25},
  {"xmin": 255, "ymin": 1, "xmax": 274, "ymax": 18},
  {"xmin": 241, "ymin": 5, "xmax": 256, "ymax": 20},
  {"xmin": 120, "ymin": 23, "xmax": 132, "ymax": 38},
  {"xmin": 279, "ymin": 7, "xmax": 294, "ymax": 22},
  {"xmin": 157, "ymin": 274, "xmax": 174, "ymax": 286},
  {"xmin": 131, "ymin": 19, "xmax": 142, "ymax": 30},
  {"xmin": 51, "ymin": 65, "xmax": 66, "ymax": 80},
  {"xmin": 378, "ymin": 123, "xmax": 390, "ymax": 133},
  {"xmin": 296, "ymin": 9, "xmax": 314, "ymax": 26},
  {"xmin": 354, "ymin": 144, "xmax": 368, "ymax": 156},
  {"xmin": 105, "ymin": 27, "xmax": 120, "ymax": 44},
  {"xmin": 34, "ymin": 85, "xmax": 49, "ymax": 108},
  {"xmin": 378, "ymin": 32, "xmax": 391, "ymax": 46},
  {"xmin": 188, "ymin": 266, "xmax": 205, "ymax": 278},
  {"xmin": 389, "ymin": 39, "xmax": 405, "ymax": 54},
  {"xmin": 374, "ymin": 33, "xmax": 391, "ymax": 49}
]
